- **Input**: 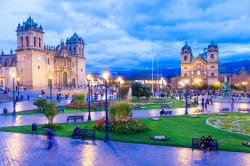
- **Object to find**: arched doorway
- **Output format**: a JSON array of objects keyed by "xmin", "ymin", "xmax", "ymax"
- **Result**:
[
  {"xmin": 72, "ymin": 78, "xmax": 76, "ymax": 88},
  {"xmin": 63, "ymin": 72, "xmax": 67, "ymax": 87}
]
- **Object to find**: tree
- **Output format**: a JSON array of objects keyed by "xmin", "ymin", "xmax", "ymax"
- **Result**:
[
  {"xmin": 120, "ymin": 87, "xmax": 129, "ymax": 100},
  {"xmin": 43, "ymin": 101, "xmax": 58, "ymax": 125},
  {"xmin": 143, "ymin": 84, "xmax": 152, "ymax": 101},
  {"xmin": 132, "ymin": 82, "xmax": 145, "ymax": 101}
]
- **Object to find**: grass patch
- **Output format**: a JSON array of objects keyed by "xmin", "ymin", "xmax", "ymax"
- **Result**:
[{"xmin": 0, "ymin": 112, "xmax": 249, "ymax": 153}]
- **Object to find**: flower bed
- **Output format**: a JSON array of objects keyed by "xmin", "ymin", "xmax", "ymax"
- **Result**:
[
  {"xmin": 207, "ymin": 116, "xmax": 250, "ymax": 135},
  {"xmin": 66, "ymin": 103, "xmax": 88, "ymax": 109},
  {"xmin": 94, "ymin": 118, "xmax": 149, "ymax": 134},
  {"xmin": 91, "ymin": 102, "xmax": 113, "ymax": 107}
]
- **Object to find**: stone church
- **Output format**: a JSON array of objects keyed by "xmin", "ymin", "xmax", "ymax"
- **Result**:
[
  {"xmin": 0, "ymin": 17, "xmax": 86, "ymax": 90},
  {"xmin": 180, "ymin": 41, "xmax": 219, "ymax": 86}
]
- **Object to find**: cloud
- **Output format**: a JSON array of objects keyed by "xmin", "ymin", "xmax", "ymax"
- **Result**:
[{"xmin": 0, "ymin": 0, "xmax": 249, "ymax": 73}]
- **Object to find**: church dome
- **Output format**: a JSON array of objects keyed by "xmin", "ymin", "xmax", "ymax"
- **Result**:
[
  {"xmin": 208, "ymin": 40, "xmax": 218, "ymax": 48},
  {"xmin": 181, "ymin": 41, "xmax": 191, "ymax": 50},
  {"xmin": 16, "ymin": 16, "xmax": 43, "ymax": 33},
  {"xmin": 66, "ymin": 32, "xmax": 85, "ymax": 44}
]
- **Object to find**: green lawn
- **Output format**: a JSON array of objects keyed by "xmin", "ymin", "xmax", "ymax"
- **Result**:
[{"xmin": 1, "ymin": 112, "xmax": 249, "ymax": 153}]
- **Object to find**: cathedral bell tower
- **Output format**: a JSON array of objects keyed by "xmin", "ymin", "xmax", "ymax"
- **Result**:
[
  {"xmin": 181, "ymin": 42, "xmax": 192, "ymax": 64},
  {"xmin": 16, "ymin": 16, "xmax": 44, "ymax": 50}
]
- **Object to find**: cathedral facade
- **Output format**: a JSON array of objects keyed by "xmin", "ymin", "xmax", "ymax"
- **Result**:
[
  {"xmin": 0, "ymin": 17, "xmax": 86, "ymax": 90},
  {"xmin": 180, "ymin": 41, "xmax": 219, "ymax": 86}
]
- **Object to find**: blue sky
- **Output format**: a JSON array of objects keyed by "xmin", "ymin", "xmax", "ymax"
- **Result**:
[{"xmin": 0, "ymin": 0, "xmax": 249, "ymax": 73}]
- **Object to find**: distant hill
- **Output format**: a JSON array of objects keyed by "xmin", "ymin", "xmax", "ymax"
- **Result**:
[
  {"xmin": 219, "ymin": 60, "xmax": 250, "ymax": 74},
  {"xmin": 111, "ymin": 60, "xmax": 250, "ymax": 78}
]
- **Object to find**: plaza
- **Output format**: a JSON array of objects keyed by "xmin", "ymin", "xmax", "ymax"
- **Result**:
[{"xmin": 0, "ymin": 1, "xmax": 250, "ymax": 166}]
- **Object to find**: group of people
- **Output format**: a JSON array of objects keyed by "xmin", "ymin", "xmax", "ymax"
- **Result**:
[
  {"xmin": 201, "ymin": 97, "xmax": 213, "ymax": 109},
  {"xmin": 200, "ymin": 136, "xmax": 214, "ymax": 151}
]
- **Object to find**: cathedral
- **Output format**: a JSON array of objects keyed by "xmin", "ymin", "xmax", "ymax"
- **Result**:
[
  {"xmin": 180, "ymin": 41, "xmax": 219, "ymax": 86},
  {"xmin": 0, "ymin": 17, "xmax": 86, "ymax": 90}
]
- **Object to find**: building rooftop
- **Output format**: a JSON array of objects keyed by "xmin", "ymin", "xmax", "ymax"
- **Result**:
[{"xmin": 16, "ymin": 16, "xmax": 43, "ymax": 33}]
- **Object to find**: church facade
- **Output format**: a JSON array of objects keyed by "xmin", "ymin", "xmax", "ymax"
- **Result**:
[
  {"xmin": 0, "ymin": 17, "xmax": 86, "ymax": 90},
  {"xmin": 180, "ymin": 41, "xmax": 219, "ymax": 86}
]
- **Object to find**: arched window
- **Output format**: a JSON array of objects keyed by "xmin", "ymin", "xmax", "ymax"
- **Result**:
[
  {"xmin": 211, "ymin": 54, "xmax": 214, "ymax": 59},
  {"xmin": 26, "ymin": 36, "xmax": 29, "ymax": 47},
  {"xmin": 73, "ymin": 47, "xmax": 76, "ymax": 54},
  {"xmin": 21, "ymin": 67, "xmax": 23, "ymax": 72},
  {"xmin": 184, "ymin": 73, "xmax": 187, "ymax": 77},
  {"xmin": 211, "ymin": 73, "xmax": 214, "ymax": 77},
  {"xmin": 69, "ymin": 47, "xmax": 72, "ymax": 53},
  {"xmin": 38, "ymin": 65, "xmax": 40, "ymax": 69},
  {"xmin": 48, "ymin": 58, "xmax": 50, "ymax": 65},
  {"xmin": 20, "ymin": 37, "xmax": 23, "ymax": 47},
  {"xmin": 34, "ymin": 37, "xmax": 36, "ymax": 47},
  {"xmin": 184, "ymin": 56, "xmax": 187, "ymax": 61},
  {"xmin": 38, "ymin": 38, "xmax": 41, "ymax": 48}
]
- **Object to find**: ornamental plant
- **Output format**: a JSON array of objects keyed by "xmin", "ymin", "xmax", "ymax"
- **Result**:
[
  {"xmin": 109, "ymin": 102, "xmax": 132, "ymax": 121},
  {"xmin": 73, "ymin": 94, "xmax": 85, "ymax": 106},
  {"xmin": 94, "ymin": 118, "xmax": 149, "ymax": 134}
]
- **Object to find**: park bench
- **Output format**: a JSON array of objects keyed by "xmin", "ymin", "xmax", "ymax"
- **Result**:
[
  {"xmin": 57, "ymin": 107, "xmax": 64, "ymax": 113},
  {"xmin": 161, "ymin": 104, "xmax": 170, "ymax": 108},
  {"xmin": 3, "ymin": 108, "xmax": 8, "ymax": 115},
  {"xmin": 192, "ymin": 138, "xmax": 218, "ymax": 150},
  {"xmin": 80, "ymin": 129, "xmax": 96, "ymax": 140},
  {"xmin": 67, "ymin": 115, "xmax": 84, "ymax": 123},
  {"xmin": 94, "ymin": 106, "xmax": 105, "ymax": 111},
  {"xmin": 133, "ymin": 105, "xmax": 141, "ymax": 110},
  {"xmin": 220, "ymin": 108, "xmax": 230, "ymax": 112},
  {"xmin": 130, "ymin": 113, "xmax": 133, "ymax": 118},
  {"xmin": 238, "ymin": 108, "xmax": 250, "ymax": 113},
  {"xmin": 160, "ymin": 110, "xmax": 172, "ymax": 117}
]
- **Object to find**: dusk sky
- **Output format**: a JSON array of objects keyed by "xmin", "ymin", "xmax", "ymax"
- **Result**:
[{"xmin": 0, "ymin": 0, "xmax": 250, "ymax": 73}]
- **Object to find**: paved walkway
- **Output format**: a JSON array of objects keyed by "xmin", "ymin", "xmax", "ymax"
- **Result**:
[
  {"xmin": 0, "ymin": 101, "xmax": 249, "ymax": 165},
  {"xmin": 0, "ymin": 132, "xmax": 249, "ymax": 166}
]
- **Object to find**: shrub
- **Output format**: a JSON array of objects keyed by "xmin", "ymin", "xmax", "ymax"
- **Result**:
[
  {"xmin": 109, "ymin": 102, "xmax": 132, "ymax": 121},
  {"xmin": 73, "ymin": 94, "xmax": 85, "ymax": 106},
  {"xmin": 94, "ymin": 118, "xmax": 149, "ymax": 134},
  {"xmin": 33, "ymin": 98, "xmax": 47, "ymax": 112}
]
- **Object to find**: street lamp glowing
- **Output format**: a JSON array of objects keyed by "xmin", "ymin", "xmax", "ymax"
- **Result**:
[
  {"xmin": 242, "ymin": 81, "xmax": 248, "ymax": 85},
  {"xmin": 11, "ymin": 72, "xmax": 16, "ymax": 78},
  {"xmin": 87, "ymin": 74, "xmax": 92, "ymax": 81},
  {"xmin": 17, "ymin": 77, "xmax": 20, "ymax": 82},
  {"xmin": 49, "ymin": 75, "xmax": 52, "ymax": 80},
  {"xmin": 103, "ymin": 70, "xmax": 109, "ymax": 80},
  {"xmin": 117, "ymin": 76, "xmax": 123, "ymax": 83},
  {"xmin": 185, "ymin": 79, "xmax": 188, "ymax": 84}
]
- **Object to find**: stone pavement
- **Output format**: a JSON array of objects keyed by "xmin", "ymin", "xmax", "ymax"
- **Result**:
[
  {"xmin": 0, "ymin": 132, "xmax": 249, "ymax": 166},
  {"xmin": 0, "ymin": 101, "xmax": 249, "ymax": 165}
]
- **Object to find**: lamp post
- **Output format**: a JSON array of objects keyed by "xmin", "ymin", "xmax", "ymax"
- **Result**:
[
  {"xmin": 185, "ymin": 80, "xmax": 188, "ymax": 115},
  {"xmin": 103, "ymin": 70, "xmax": 110, "ymax": 142},
  {"xmin": 11, "ymin": 72, "xmax": 16, "ymax": 115},
  {"xmin": 117, "ymin": 77, "xmax": 123, "ymax": 101},
  {"xmin": 17, "ymin": 77, "xmax": 20, "ymax": 101},
  {"xmin": 49, "ymin": 75, "xmax": 52, "ymax": 101},
  {"xmin": 87, "ymin": 74, "xmax": 92, "ymax": 121}
]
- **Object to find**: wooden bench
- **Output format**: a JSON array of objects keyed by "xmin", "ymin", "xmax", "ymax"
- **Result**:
[
  {"xmin": 94, "ymin": 106, "xmax": 104, "ymax": 111},
  {"xmin": 161, "ymin": 104, "xmax": 170, "ymax": 108},
  {"xmin": 57, "ymin": 107, "xmax": 64, "ymax": 113},
  {"xmin": 67, "ymin": 115, "xmax": 84, "ymax": 123},
  {"xmin": 160, "ymin": 110, "xmax": 172, "ymax": 116},
  {"xmin": 238, "ymin": 108, "xmax": 250, "ymax": 113},
  {"xmin": 220, "ymin": 108, "xmax": 230, "ymax": 112},
  {"xmin": 192, "ymin": 138, "xmax": 219, "ymax": 150},
  {"xmin": 80, "ymin": 129, "xmax": 95, "ymax": 140}
]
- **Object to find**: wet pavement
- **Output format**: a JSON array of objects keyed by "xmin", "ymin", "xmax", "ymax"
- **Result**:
[
  {"xmin": 0, "ymin": 132, "xmax": 249, "ymax": 166},
  {"xmin": 0, "ymin": 100, "xmax": 249, "ymax": 165}
]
